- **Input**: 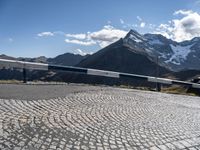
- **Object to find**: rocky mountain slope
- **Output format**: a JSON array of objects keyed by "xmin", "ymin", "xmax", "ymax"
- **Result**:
[
  {"xmin": 123, "ymin": 30, "xmax": 200, "ymax": 71},
  {"xmin": 50, "ymin": 37, "xmax": 172, "ymax": 86},
  {"xmin": 77, "ymin": 38, "xmax": 170, "ymax": 76}
]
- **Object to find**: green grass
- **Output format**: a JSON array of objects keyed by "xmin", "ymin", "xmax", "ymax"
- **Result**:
[
  {"xmin": 0, "ymin": 80, "xmax": 22, "ymax": 84},
  {"xmin": 161, "ymin": 85, "xmax": 197, "ymax": 96}
]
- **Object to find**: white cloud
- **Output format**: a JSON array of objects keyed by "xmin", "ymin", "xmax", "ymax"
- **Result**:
[
  {"xmin": 140, "ymin": 22, "xmax": 146, "ymax": 28},
  {"xmin": 37, "ymin": 25, "xmax": 127, "ymax": 48},
  {"xmin": 120, "ymin": 19, "xmax": 124, "ymax": 24},
  {"xmin": 65, "ymin": 39, "xmax": 96, "ymax": 46},
  {"xmin": 65, "ymin": 25, "xmax": 127, "ymax": 48},
  {"xmin": 75, "ymin": 49, "xmax": 93, "ymax": 56},
  {"xmin": 89, "ymin": 25, "xmax": 127, "ymax": 47},
  {"xmin": 97, "ymin": 41, "xmax": 112, "ymax": 48},
  {"xmin": 65, "ymin": 33, "xmax": 86, "ymax": 40},
  {"xmin": 37, "ymin": 32, "xmax": 54, "ymax": 37},
  {"xmin": 76, "ymin": 49, "xmax": 87, "ymax": 56},
  {"xmin": 156, "ymin": 10, "xmax": 200, "ymax": 42},
  {"xmin": 155, "ymin": 23, "xmax": 174, "ymax": 39}
]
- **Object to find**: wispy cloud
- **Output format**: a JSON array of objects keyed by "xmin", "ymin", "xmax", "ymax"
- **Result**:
[
  {"xmin": 8, "ymin": 38, "xmax": 13, "ymax": 42},
  {"xmin": 107, "ymin": 20, "xmax": 112, "ymax": 24},
  {"xmin": 37, "ymin": 32, "xmax": 54, "ymax": 37},
  {"xmin": 53, "ymin": 31, "xmax": 65, "ymax": 35},
  {"xmin": 136, "ymin": 16, "xmax": 142, "ymax": 21},
  {"xmin": 120, "ymin": 19, "xmax": 125, "ymax": 24},
  {"xmin": 173, "ymin": 10, "xmax": 193, "ymax": 15},
  {"xmin": 65, "ymin": 39, "xmax": 96, "ymax": 46},
  {"xmin": 65, "ymin": 33, "xmax": 86, "ymax": 40},
  {"xmin": 136, "ymin": 16, "xmax": 146, "ymax": 28}
]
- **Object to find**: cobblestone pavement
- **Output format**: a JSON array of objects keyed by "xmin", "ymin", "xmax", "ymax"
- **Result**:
[{"xmin": 1, "ymin": 84, "xmax": 200, "ymax": 149}]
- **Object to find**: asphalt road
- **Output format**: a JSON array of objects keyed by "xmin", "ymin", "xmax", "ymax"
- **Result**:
[
  {"xmin": 0, "ymin": 83, "xmax": 200, "ymax": 149},
  {"xmin": 0, "ymin": 83, "xmax": 103, "ymax": 100}
]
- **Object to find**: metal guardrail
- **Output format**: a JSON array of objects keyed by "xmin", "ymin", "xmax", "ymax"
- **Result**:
[{"xmin": 0, "ymin": 58, "xmax": 200, "ymax": 90}]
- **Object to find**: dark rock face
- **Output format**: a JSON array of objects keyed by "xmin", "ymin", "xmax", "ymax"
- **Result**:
[
  {"xmin": 77, "ymin": 39, "xmax": 169, "ymax": 76},
  {"xmin": 50, "ymin": 38, "xmax": 171, "ymax": 87}
]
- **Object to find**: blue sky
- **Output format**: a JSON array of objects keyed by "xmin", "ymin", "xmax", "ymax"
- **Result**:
[{"xmin": 0, "ymin": 0, "xmax": 200, "ymax": 57}]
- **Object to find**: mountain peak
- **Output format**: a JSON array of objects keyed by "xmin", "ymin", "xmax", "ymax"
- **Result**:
[
  {"xmin": 128, "ymin": 29, "xmax": 140, "ymax": 35},
  {"xmin": 124, "ymin": 29, "xmax": 145, "ymax": 43},
  {"xmin": 125, "ymin": 29, "xmax": 142, "ymax": 38}
]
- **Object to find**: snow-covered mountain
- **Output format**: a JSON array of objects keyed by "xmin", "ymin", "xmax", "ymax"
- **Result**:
[{"xmin": 123, "ymin": 30, "xmax": 200, "ymax": 71}]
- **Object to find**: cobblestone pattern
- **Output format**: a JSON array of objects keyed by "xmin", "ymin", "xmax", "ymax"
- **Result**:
[{"xmin": 1, "ymin": 86, "xmax": 200, "ymax": 149}]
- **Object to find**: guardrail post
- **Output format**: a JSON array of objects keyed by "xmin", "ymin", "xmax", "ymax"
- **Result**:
[
  {"xmin": 156, "ymin": 82, "xmax": 161, "ymax": 92},
  {"xmin": 23, "ymin": 68, "xmax": 27, "ymax": 83}
]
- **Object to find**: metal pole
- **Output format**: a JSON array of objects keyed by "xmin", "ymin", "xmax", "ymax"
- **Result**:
[
  {"xmin": 23, "ymin": 68, "xmax": 27, "ymax": 83},
  {"xmin": 156, "ymin": 56, "xmax": 161, "ymax": 92},
  {"xmin": 22, "ymin": 61, "xmax": 27, "ymax": 84}
]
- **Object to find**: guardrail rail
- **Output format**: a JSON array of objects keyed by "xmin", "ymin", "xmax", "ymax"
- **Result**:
[{"xmin": 0, "ymin": 58, "xmax": 200, "ymax": 91}]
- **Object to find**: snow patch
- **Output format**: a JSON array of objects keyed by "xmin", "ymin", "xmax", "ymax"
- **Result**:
[
  {"xmin": 160, "ymin": 53, "xmax": 168, "ymax": 59},
  {"xmin": 145, "ymin": 48, "xmax": 153, "ymax": 53},
  {"xmin": 129, "ymin": 34, "xmax": 143, "ymax": 43},
  {"xmin": 193, "ymin": 55, "xmax": 197, "ymax": 58},
  {"xmin": 148, "ymin": 39, "xmax": 164, "ymax": 45},
  {"xmin": 165, "ymin": 44, "xmax": 193, "ymax": 65}
]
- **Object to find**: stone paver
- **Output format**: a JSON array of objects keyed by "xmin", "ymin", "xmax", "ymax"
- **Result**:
[{"xmin": 0, "ymin": 84, "xmax": 200, "ymax": 149}]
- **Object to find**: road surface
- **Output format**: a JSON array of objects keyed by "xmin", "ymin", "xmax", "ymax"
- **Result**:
[{"xmin": 0, "ymin": 83, "xmax": 200, "ymax": 149}]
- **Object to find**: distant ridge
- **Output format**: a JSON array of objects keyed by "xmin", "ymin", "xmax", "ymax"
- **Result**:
[{"xmin": 0, "ymin": 53, "xmax": 89, "ymax": 80}]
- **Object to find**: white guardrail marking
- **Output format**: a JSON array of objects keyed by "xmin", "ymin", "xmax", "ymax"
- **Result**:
[
  {"xmin": 0, "ymin": 59, "xmax": 48, "ymax": 70},
  {"xmin": 148, "ymin": 77, "xmax": 172, "ymax": 85},
  {"xmin": 23, "ymin": 62, "xmax": 48, "ymax": 70},
  {"xmin": 0, "ymin": 59, "xmax": 23, "ymax": 69},
  {"xmin": 0, "ymin": 58, "xmax": 200, "ymax": 89},
  {"xmin": 87, "ymin": 69, "xmax": 120, "ymax": 78}
]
